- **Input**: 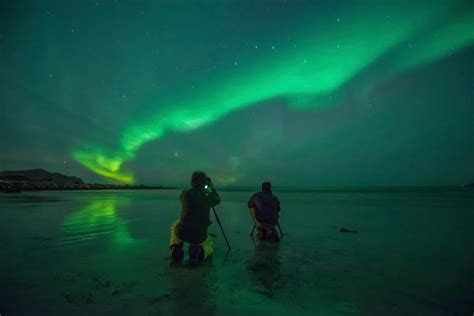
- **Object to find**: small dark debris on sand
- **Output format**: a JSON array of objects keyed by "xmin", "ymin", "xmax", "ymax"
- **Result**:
[
  {"xmin": 63, "ymin": 293, "xmax": 78, "ymax": 304},
  {"xmin": 340, "ymin": 227, "xmax": 358, "ymax": 233},
  {"xmin": 111, "ymin": 281, "xmax": 137, "ymax": 296},
  {"xmin": 148, "ymin": 293, "xmax": 172, "ymax": 304},
  {"xmin": 81, "ymin": 291, "xmax": 95, "ymax": 304},
  {"xmin": 92, "ymin": 275, "xmax": 111, "ymax": 288},
  {"xmin": 123, "ymin": 280, "xmax": 137, "ymax": 290},
  {"xmin": 63, "ymin": 291, "xmax": 95, "ymax": 304}
]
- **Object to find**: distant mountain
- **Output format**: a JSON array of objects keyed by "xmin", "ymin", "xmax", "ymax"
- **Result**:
[
  {"xmin": 0, "ymin": 169, "xmax": 83, "ymax": 185},
  {"xmin": 0, "ymin": 169, "xmax": 177, "ymax": 193}
]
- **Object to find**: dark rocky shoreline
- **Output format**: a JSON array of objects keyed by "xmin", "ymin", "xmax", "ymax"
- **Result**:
[
  {"xmin": 0, "ymin": 181, "xmax": 175, "ymax": 193},
  {"xmin": 0, "ymin": 169, "xmax": 175, "ymax": 193}
]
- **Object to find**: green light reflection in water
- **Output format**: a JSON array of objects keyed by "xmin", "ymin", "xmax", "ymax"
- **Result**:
[{"xmin": 61, "ymin": 198, "xmax": 136, "ymax": 250}]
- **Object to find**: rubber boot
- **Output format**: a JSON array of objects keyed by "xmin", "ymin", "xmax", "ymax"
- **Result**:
[
  {"xmin": 188, "ymin": 244, "xmax": 204, "ymax": 267},
  {"xmin": 268, "ymin": 228, "xmax": 280, "ymax": 242},
  {"xmin": 170, "ymin": 244, "xmax": 184, "ymax": 263}
]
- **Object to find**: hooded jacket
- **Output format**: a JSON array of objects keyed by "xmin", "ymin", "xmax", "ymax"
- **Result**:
[{"xmin": 176, "ymin": 186, "xmax": 220, "ymax": 244}]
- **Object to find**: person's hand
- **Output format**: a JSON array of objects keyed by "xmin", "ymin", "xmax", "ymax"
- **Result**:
[
  {"xmin": 206, "ymin": 177, "xmax": 215, "ymax": 190},
  {"xmin": 255, "ymin": 221, "xmax": 263, "ymax": 229}
]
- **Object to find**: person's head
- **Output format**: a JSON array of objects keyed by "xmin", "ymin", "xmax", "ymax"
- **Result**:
[
  {"xmin": 191, "ymin": 171, "xmax": 208, "ymax": 188},
  {"xmin": 261, "ymin": 181, "xmax": 272, "ymax": 193}
]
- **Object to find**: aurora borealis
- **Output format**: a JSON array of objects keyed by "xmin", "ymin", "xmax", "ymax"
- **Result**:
[{"xmin": 1, "ymin": 1, "xmax": 473, "ymax": 186}]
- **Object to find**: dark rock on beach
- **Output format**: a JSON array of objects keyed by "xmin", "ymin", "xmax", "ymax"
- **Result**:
[{"xmin": 340, "ymin": 227, "xmax": 358, "ymax": 233}]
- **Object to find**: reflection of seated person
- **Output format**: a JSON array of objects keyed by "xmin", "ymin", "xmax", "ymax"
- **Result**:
[
  {"xmin": 247, "ymin": 242, "xmax": 281, "ymax": 298},
  {"xmin": 247, "ymin": 181, "xmax": 280, "ymax": 242}
]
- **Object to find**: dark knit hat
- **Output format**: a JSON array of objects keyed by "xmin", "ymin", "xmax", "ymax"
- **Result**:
[
  {"xmin": 261, "ymin": 181, "xmax": 272, "ymax": 193},
  {"xmin": 191, "ymin": 171, "xmax": 207, "ymax": 187}
]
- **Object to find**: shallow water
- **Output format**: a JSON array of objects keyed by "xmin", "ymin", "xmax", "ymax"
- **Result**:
[{"xmin": 0, "ymin": 188, "xmax": 473, "ymax": 315}]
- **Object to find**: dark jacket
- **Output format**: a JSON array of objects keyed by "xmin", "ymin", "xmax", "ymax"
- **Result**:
[
  {"xmin": 176, "ymin": 186, "xmax": 220, "ymax": 244},
  {"xmin": 248, "ymin": 191, "xmax": 280, "ymax": 226}
]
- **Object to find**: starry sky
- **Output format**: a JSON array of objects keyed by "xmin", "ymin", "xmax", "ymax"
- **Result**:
[{"xmin": 1, "ymin": 0, "xmax": 473, "ymax": 187}]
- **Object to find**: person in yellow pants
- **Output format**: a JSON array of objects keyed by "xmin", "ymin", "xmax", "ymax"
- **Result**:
[
  {"xmin": 170, "ymin": 220, "xmax": 214, "ymax": 260},
  {"xmin": 170, "ymin": 171, "xmax": 220, "ymax": 266}
]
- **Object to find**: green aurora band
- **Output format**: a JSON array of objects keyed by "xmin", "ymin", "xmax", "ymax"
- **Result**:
[{"xmin": 73, "ymin": 3, "xmax": 474, "ymax": 183}]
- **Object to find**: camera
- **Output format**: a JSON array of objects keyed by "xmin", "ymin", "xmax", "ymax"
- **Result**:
[{"xmin": 204, "ymin": 177, "xmax": 212, "ymax": 191}]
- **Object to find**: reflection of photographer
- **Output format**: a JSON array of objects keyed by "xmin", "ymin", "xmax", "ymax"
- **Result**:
[{"xmin": 169, "ymin": 171, "xmax": 221, "ymax": 266}]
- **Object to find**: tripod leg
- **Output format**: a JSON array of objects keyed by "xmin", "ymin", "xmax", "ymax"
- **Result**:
[
  {"xmin": 250, "ymin": 224, "xmax": 256, "ymax": 236},
  {"xmin": 212, "ymin": 207, "xmax": 231, "ymax": 250},
  {"xmin": 277, "ymin": 222, "xmax": 284, "ymax": 237}
]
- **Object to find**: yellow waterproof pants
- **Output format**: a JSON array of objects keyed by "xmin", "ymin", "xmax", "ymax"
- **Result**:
[{"xmin": 169, "ymin": 219, "xmax": 214, "ymax": 260}]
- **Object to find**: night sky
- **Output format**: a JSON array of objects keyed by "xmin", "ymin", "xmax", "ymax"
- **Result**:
[{"xmin": 1, "ymin": 0, "xmax": 473, "ymax": 187}]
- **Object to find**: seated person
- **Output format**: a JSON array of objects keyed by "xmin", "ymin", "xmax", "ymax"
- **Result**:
[{"xmin": 247, "ymin": 181, "xmax": 280, "ymax": 242}]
